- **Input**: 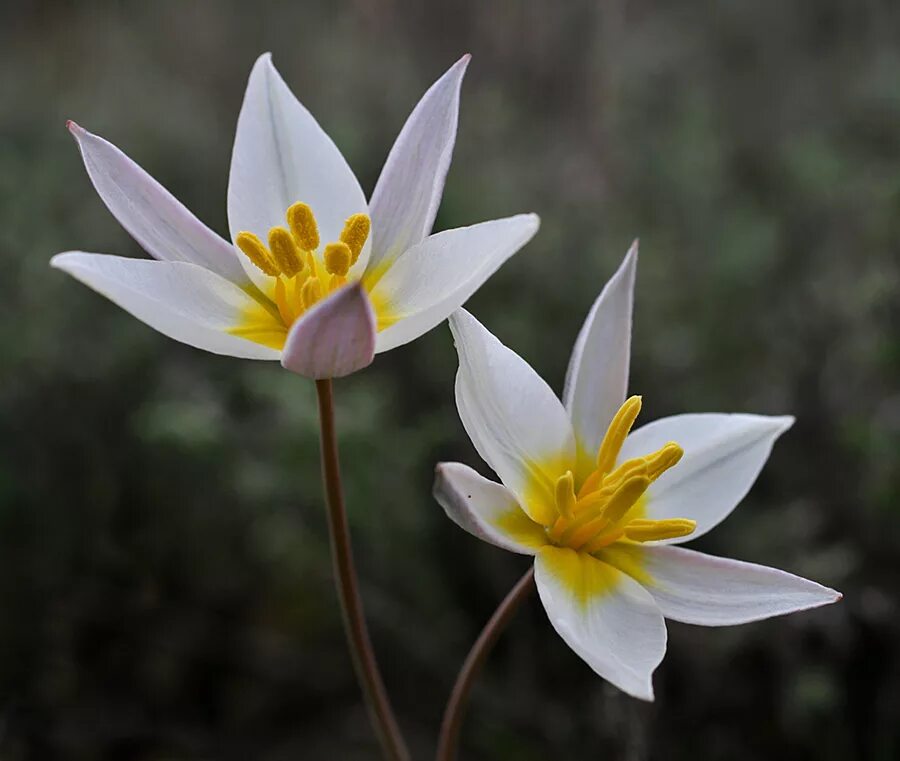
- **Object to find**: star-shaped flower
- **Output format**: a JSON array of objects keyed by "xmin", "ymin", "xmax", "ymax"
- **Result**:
[
  {"xmin": 52, "ymin": 54, "xmax": 538, "ymax": 378},
  {"xmin": 434, "ymin": 244, "xmax": 840, "ymax": 700}
]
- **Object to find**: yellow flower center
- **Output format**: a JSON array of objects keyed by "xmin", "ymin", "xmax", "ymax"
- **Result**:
[
  {"xmin": 547, "ymin": 396, "xmax": 696, "ymax": 552},
  {"xmin": 228, "ymin": 202, "xmax": 372, "ymax": 349}
]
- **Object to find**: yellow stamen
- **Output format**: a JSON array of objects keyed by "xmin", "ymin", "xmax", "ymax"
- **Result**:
[
  {"xmin": 236, "ymin": 232, "xmax": 280, "ymax": 276},
  {"xmin": 268, "ymin": 227, "xmax": 305, "ymax": 277},
  {"xmin": 324, "ymin": 241, "xmax": 352, "ymax": 277},
  {"xmin": 555, "ymin": 471, "xmax": 576, "ymax": 519},
  {"xmin": 287, "ymin": 202, "xmax": 320, "ymax": 251},
  {"xmin": 624, "ymin": 518, "xmax": 696, "ymax": 543},
  {"xmin": 340, "ymin": 213, "xmax": 371, "ymax": 264},
  {"xmin": 300, "ymin": 277, "xmax": 324, "ymax": 310},
  {"xmin": 273, "ymin": 278, "xmax": 295, "ymax": 325},
  {"xmin": 562, "ymin": 475, "xmax": 650, "ymax": 549},
  {"xmin": 329, "ymin": 274, "xmax": 347, "ymax": 290},
  {"xmin": 644, "ymin": 442, "xmax": 683, "ymax": 481},
  {"xmin": 595, "ymin": 395, "xmax": 642, "ymax": 476}
]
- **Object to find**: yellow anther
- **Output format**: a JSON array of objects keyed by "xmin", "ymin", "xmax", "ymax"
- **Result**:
[
  {"xmin": 339, "ymin": 213, "xmax": 371, "ymax": 263},
  {"xmin": 287, "ymin": 202, "xmax": 320, "ymax": 251},
  {"xmin": 324, "ymin": 241, "xmax": 352, "ymax": 277},
  {"xmin": 561, "ymin": 475, "xmax": 649, "ymax": 550},
  {"xmin": 555, "ymin": 471, "xmax": 577, "ymax": 519},
  {"xmin": 644, "ymin": 442, "xmax": 683, "ymax": 481},
  {"xmin": 300, "ymin": 277, "xmax": 324, "ymax": 310},
  {"xmin": 268, "ymin": 227, "xmax": 305, "ymax": 278},
  {"xmin": 599, "ymin": 457, "xmax": 649, "ymax": 492},
  {"xmin": 597, "ymin": 474, "xmax": 650, "ymax": 526},
  {"xmin": 624, "ymin": 518, "xmax": 696, "ymax": 543},
  {"xmin": 236, "ymin": 232, "xmax": 280, "ymax": 276},
  {"xmin": 596, "ymin": 396, "xmax": 643, "ymax": 476}
]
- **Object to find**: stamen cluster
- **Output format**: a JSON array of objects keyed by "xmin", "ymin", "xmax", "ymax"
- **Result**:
[
  {"xmin": 547, "ymin": 396, "xmax": 696, "ymax": 552},
  {"xmin": 235, "ymin": 202, "xmax": 371, "ymax": 326}
]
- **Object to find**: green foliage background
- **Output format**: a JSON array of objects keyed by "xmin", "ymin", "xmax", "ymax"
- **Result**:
[{"xmin": 1, "ymin": 1, "xmax": 898, "ymax": 759}]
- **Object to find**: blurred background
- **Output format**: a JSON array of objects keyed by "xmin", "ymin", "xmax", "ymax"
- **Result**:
[{"xmin": 1, "ymin": 1, "xmax": 898, "ymax": 759}]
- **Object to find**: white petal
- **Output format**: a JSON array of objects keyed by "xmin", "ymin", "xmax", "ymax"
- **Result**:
[
  {"xmin": 51, "ymin": 252, "xmax": 279, "ymax": 360},
  {"xmin": 619, "ymin": 414, "xmax": 794, "ymax": 542},
  {"xmin": 635, "ymin": 545, "xmax": 842, "ymax": 626},
  {"xmin": 433, "ymin": 462, "xmax": 549, "ymax": 555},
  {"xmin": 534, "ymin": 547, "xmax": 666, "ymax": 700},
  {"xmin": 227, "ymin": 54, "xmax": 368, "ymax": 284},
  {"xmin": 68, "ymin": 122, "xmax": 247, "ymax": 285},
  {"xmin": 367, "ymin": 55, "xmax": 470, "ymax": 272},
  {"xmin": 280, "ymin": 283, "xmax": 376, "ymax": 379},
  {"xmin": 371, "ymin": 214, "xmax": 539, "ymax": 353},
  {"xmin": 449, "ymin": 309, "xmax": 575, "ymax": 526},
  {"xmin": 563, "ymin": 242, "xmax": 637, "ymax": 467}
]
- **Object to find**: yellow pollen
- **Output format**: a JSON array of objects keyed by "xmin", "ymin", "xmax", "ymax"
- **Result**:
[
  {"xmin": 268, "ymin": 227, "xmax": 305, "ymax": 277},
  {"xmin": 545, "ymin": 395, "xmax": 696, "ymax": 554},
  {"xmin": 287, "ymin": 202, "xmax": 320, "ymax": 251},
  {"xmin": 324, "ymin": 241, "xmax": 352, "ymax": 277},
  {"xmin": 595, "ymin": 395, "xmax": 642, "ymax": 476},
  {"xmin": 236, "ymin": 232, "xmax": 280, "ymax": 276},
  {"xmin": 555, "ymin": 471, "xmax": 576, "ymax": 519},
  {"xmin": 340, "ymin": 213, "xmax": 371, "ymax": 264}
]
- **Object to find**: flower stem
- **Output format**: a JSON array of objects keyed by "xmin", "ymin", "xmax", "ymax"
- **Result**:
[
  {"xmin": 436, "ymin": 567, "xmax": 535, "ymax": 761},
  {"xmin": 314, "ymin": 379, "xmax": 410, "ymax": 761}
]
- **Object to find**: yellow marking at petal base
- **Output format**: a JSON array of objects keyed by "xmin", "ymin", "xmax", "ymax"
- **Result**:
[
  {"xmin": 340, "ymin": 213, "xmax": 371, "ymax": 263},
  {"xmin": 287, "ymin": 202, "xmax": 320, "ymax": 251},
  {"xmin": 595, "ymin": 395, "xmax": 642, "ymax": 476},
  {"xmin": 493, "ymin": 509, "xmax": 551, "ymax": 550},
  {"xmin": 236, "ymin": 232, "xmax": 280, "ymax": 276},
  {"xmin": 539, "ymin": 546, "xmax": 622, "ymax": 610},
  {"xmin": 273, "ymin": 278, "xmax": 295, "ymax": 325},
  {"xmin": 268, "ymin": 227, "xmax": 304, "ymax": 277},
  {"xmin": 228, "ymin": 290, "xmax": 288, "ymax": 350},
  {"xmin": 624, "ymin": 518, "xmax": 696, "ymax": 542},
  {"xmin": 324, "ymin": 242, "xmax": 352, "ymax": 276},
  {"xmin": 594, "ymin": 543, "xmax": 653, "ymax": 586},
  {"xmin": 521, "ymin": 454, "xmax": 575, "ymax": 527}
]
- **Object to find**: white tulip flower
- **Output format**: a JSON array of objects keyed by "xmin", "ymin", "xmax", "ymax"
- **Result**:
[
  {"xmin": 53, "ymin": 54, "xmax": 538, "ymax": 378},
  {"xmin": 434, "ymin": 243, "xmax": 840, "ymax": 700}
]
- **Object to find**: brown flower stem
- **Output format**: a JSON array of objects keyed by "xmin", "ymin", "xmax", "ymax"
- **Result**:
[
  {"xmin": 314, "ymin": 378, "xmax": 410, "ymax": 761},
  {"xmin": 436, "ymin": 567, "xmax": 536, "ymax": 761}
]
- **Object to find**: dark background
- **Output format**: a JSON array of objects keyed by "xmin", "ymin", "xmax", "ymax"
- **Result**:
[{"xmin": 1, "ymin": 1, "xmax": 898, "ymax": 759}]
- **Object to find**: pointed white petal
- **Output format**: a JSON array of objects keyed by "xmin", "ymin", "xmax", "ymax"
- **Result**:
[
  {"xmin": 280, "ymin": 283, "xmax": 376, "ymax": 378},
  {"xmin": 227, "ymin": 54, "xmax": 368, "ymax": 284},
  {"xmin": 534, "ymin": 547, "xmax": 666, "ymax": 700},
  {"xmin": 371, "ymin": 214, "xmax": 539, "ymax": 353},
  {"xmin": 51, "ymin": 252, "xmax": 279, "ymax": 360},
  {"xmin": 449, "ymin": 309, "xmax": 575, "ymax": 526},
  {"xmin": 433, "ymin": 462, "xmax": 549, "ymax": 555},
  {"xmin": 563, "ymin": 242, "xmax": 637, "ymax": 463},
  {"xmin": 635, "ymin": 545, "xmax": 842, "ymax": 626},
  {"xmin": 68, "ymin": 122, "xmax": 247, "ymax": 285},
  {"xmin": 367, "ymin": 55, "xmax": 470, "ymax": 272},
  {"xmin": 619, "ymin": 414, "xmax": 794, "ymax": 542}
]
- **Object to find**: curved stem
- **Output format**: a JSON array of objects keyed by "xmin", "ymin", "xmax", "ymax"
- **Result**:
[
  {"xmin": 315, "ymin": 379, "xmax": 410, "ymax": 761},
  {"xmin": 436, "ymin": 567, "xmax": 536, "ymax": 761}
]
